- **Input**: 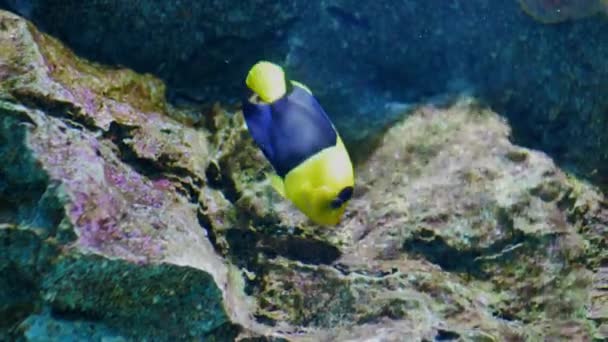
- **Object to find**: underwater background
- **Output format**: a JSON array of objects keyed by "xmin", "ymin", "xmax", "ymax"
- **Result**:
[{"xmin": 0, "ymin": 0, "xmax": 607, "ymax": 341}]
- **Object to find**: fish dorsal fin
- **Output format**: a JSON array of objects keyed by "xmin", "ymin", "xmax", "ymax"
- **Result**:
[{"xmin": 290, "ymin": 80, "xmax": 312, "ymax": 95}]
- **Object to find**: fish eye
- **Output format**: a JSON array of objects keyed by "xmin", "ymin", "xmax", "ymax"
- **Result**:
[
  {"xmin": 337, "ymin": 186, "xmax": 353, "ymax": 202},
  {"xmin": 330, "ymin": 197, "xmax": 343, "ymax": 209},
  {"xmin": 329, "ymin": 186, "xmax": 354, "ymax": 209}
]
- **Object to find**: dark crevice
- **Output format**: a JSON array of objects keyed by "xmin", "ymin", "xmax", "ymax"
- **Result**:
[
  {"xmin": 557, "ymin": 188, "xmax": 578, "ymax": 219},
  {"xmin": 196, "ymin": 207, "xmax": 220, "ymax": 255},
  {"xmin": 225, "ymin": 227, "xmax": 341, "ymax": 267},
  {"xmin": 50, "ymin": 306, "xmax": 104, "ymax": 322},
  {"xmin": 11, "ymin": 90, "xmax": 99, "ymax": 132},
  {"xmin": 492, "ymin": 308, "xmax": 517, "ymax": 322},
  {"xmin": 258, "ymin": 235, "xmax": 341, "ymax": 265},
  {"xmin": 204, "ymin": 161, "xmax": 240, "ymax": 203},
  {"xmin": 0, "ymin": 196, "xmax": 19, "ymax": 224},
  {"xmin": 13, "ymin": 85, "xmax": 205, "ymax": 204},
  {"xmin": 205, "ymin": 162, "xmax": 222, "ymax": 187},
  {"xmin": 220, "ymin": 223, "xmax": 342, "ymax": 297},
  {"xmin": 333, "ymin": 263, "xmax": 351, "ymax": 276},
  {"xmin": 157, "ymin": 154, "xmax": 204, "ymax": 189},
  {"xmin": 202, "ymin": 322, "xmax": 242, "ymax": 341},
  {"xmin": 224, "ymin": 228, "xmax": 262, "ymax": 271},
  {"xmin": 105, "ymin": 123, "xmax": 164, "ymax": 178},
  {"xmin": 403, "ymin": 208, "xmax": 550, "ymax": 279},
  {"xmin": 0, "ymin": 114, "xmax": 67, "ymax": 240},
  {"xmin": 172, "ymin": 180, "xmax": 200, "ymax": 204},
  {"xmin": 28, "ymin": 182, "xmax": 66, "ymax": 239},
  {"xmin": 223, "ymin": 228, "xmax": 266, "ymax": 296},
  {"xmin": 0, "ymin": 264, "xmax": 40, "ymax": 331},
  {"xmin": 0, "ymin": 228, "xmax": 62, "ymax": 336},
  {"xmin": 434, "ymin": 329, "xmax": 461, "ymax": 341},
  {"xmin": 104, "ymin": 122, "xmax": 202, "ymax": 203},
  {"xmin": 253, "ymin": 313, "xmax": 277, "ymax": 327},
  {"xmin": 403, "ymin": 231, "xmax": 485, "ymax": 277}
]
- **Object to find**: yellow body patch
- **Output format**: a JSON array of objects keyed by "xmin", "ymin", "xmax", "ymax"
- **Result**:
[
  {"xmin": 278, "ymin": 137, "xmax": 354, "ymax": 225},
  {"xmin": 245, "ymin": 61, "xmax": 286, "ymax": 103}
]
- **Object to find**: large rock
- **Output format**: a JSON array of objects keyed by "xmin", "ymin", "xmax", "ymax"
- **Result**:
[
  {"xmin": 0, "ymin": 10, "xmax": 255, "ymax": 341},
  {"xmin": 1, "ymin": 9, "xmax": 607, "ymax": 341},
  {"xmin": 2, "ymin": 0, "xmax": 608, "ymax": 189},
  {"xmin": 202, "ymin": 97, "xmax": 608, "ymax": 340}
]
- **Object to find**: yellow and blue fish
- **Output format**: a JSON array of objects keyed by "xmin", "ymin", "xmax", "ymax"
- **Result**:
[{"xmin": 242, "ymin": 61, "xmax": 354, "ymax": 225}]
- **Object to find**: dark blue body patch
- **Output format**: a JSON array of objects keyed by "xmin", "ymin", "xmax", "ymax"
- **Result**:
[{"xmin": 242, "ymin": 85, "xmax": 337, "ymax": 177}]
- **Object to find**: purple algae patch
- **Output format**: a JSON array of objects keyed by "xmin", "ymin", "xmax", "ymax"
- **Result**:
[{"xmin": 29, "ymin": 117, "xmax": 168, "ymax": 260}]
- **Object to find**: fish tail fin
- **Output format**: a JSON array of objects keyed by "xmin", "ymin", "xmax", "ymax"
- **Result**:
[
  {"xmin": 245, "ymin": 61, "xmax": 286, "ymax": 103},
  {"xmin": 267, "ymin": 172, "xmax": 286, "ymax": 198}
]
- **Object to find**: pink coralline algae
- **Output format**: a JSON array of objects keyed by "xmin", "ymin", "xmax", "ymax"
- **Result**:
[
  {"xmin": 71, "ymin": 184, "xmax": 123, "ymax": 247},
  {"xmin": 72, "ymin": 86, "xmax": 97, "ymax": 115},
  {"xmin": 27, "ymin": 116, "xmax": 168, "ymax": 261},
  {"xmin": 103, "ymin": 164, "xmax": 128, "ymax": 189},
  {"xmin": 103, "ymin": 164, "xmax": 167, "ymax": 208},
  {"xmin": 152, "ymin": 178, "xmax": 173, "ymax": 191},
  {"xmin": 74, "ymin": 158, "xmax": 168, "ymax": 260}
]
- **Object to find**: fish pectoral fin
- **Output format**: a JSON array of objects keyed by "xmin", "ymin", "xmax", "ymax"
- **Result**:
[{"xmin": 267, "ymin": 173, "xmax": 286, "ymax": 198}]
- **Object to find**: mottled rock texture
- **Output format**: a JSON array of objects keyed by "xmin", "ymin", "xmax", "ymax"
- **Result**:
[
  {"xmin": 1, "ymin": 9, "xmax": 607, "ymax": 342},
  {"xmin": 208, "ymin": 98, "xmax": 608, "ymax": 341},
  {"xmin": 0, "ymin": 10, "xmax": 252, "ymax": 341},
  {"xmin": 1, "ymin": 0, "xmax": 607, "ymax": 191}
]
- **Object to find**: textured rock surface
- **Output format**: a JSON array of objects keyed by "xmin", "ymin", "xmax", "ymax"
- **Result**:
[
  {"xmin": 0, "ymin": 10, "xmax": 252, "ymax": 341},
  {"xmin": 2, "ymin": 0, "xmax": 608, "ymax": 190},
  {"xmin": 1, "ymin": 9, "xmax": 607, "ymax": 342}
]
